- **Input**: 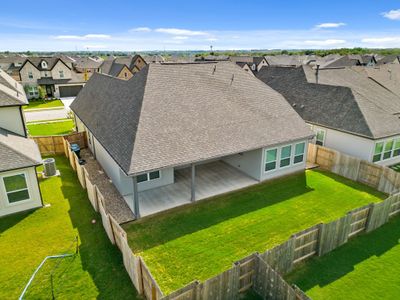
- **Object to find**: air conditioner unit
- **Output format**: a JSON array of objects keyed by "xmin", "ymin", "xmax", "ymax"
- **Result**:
[{"xmin": 43, "ymin": 158, "xmax": 57, "ymax": 177}]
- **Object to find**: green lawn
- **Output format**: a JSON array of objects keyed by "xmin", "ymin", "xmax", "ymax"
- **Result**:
[
  {"xmin": 27, "ymin": 119, "xmax": 75, "ymax": 136},
  {"xmin": 23, "ymin": 99, "xmax": 64, "ymax": 110},
  {"xmin": 286, "ymin": 216, "xmax": 400, "ymax": 300},
  {"xmin": 0, "ymin": 156, "xmax": 140, "ymax": 299},
  {"xmin": 390, "ymin": 163, "xmax": 400, "ymax": 173},
  {"xmin": 123, "ymin": 170, "xmax": 386, "ymax": 294}
]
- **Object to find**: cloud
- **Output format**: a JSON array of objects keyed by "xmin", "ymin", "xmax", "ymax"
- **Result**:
[
  {"xmin": 315, "ymin": 22, "xmax": 346, "ymax": 29},
  {"xmin": 54, "ymin": 34, "xmax": 111, "ymax": 40},
  {"xmin": 302, "ymin": 39, "xmax": 346, "ymax": 46},
  {"xmin": 172, "ymin": 36, "xmax": 189, "ymax": 40},
  {"xmin": 155, "ymin": 28, "xmax": 208, "ymax": 36},
  {"xmin": 130, "ymin": 27, "xmax": 152, "ymax": 32},
  {"xmin": 382, "ymin": 9, "xmax": 400, "ymax": 20},
  {"xmin": 362, "ymin": 36, "xmax": 400, "ymax": 43},
  {"xmin": 206, "ymin": 38, "xmax": 218, "ymax": 42}
]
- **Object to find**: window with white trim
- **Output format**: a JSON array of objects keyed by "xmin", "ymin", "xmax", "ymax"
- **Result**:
[
  {"xmin": 59, "ymin": 70, "xmax": 64, "ymax": 78},
  {"xmin": 383, "ymin": 139, "xmax": 394, "ymax": 160},
  {"xmin": 393, "ymin": 139, "xmax": 400, "ymax": 157},
  {"xmin": 265, "ymin": 149, "xmax": 277, "ymax": 172},
  {"xmin": 373, "ymin": 142, "xmax": 384, "ymax": 162},
  {"xmin": 280, "ymin": 145, "xmax": 292, "ymax": 168},
  {"xmin": 315, "ymin": 129, "xmax": 325, "ymax": 146},
  {"xmin": 2, "ymin": 174, "xmax": 30, "ymax": 204},
  {"xmin": 28, "ymin": 71, "xmax": 33, "ymax": 79},
  {"xmin": 137, "ymin": 171, "xmax": 160, "ymax": 183},
  {"xmin": 294, "ymin": 142, "xmax": 306, "ymax": 164}
]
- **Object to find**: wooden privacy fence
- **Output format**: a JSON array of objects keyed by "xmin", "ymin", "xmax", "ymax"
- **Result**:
[
  {"xmin": 31, "ymin": 132, "xmax": 87, "ymax": 155},
  {"xmin": 307, "ymin": 143, "xmax": 400, "ymax": 194},
  {"xmin": 63, "ymin": 139, "xmax": 161, "ymax": 299},
  {"xmin": 61, "ymin": 139, "xmax": 400, "ymax": 300}
]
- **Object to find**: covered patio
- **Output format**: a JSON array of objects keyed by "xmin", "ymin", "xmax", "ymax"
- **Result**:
[{"xmin": 137, "ymin": 161, "xmax": 258, "ymax": 217}]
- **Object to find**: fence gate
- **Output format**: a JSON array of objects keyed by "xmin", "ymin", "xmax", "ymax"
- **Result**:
[
  {"xmin": 237, "ymin": 255, "xmax": 256, "ymax": 294},
  {"xmin": 389, "ymin": 197, "xmax": 400, "ymax": 217},
  {"xmin": 348, "ymin": 207, "xmax": 370, "ymax": 238},
  {"xmin": 293, "ymin": 227, "xmax": 319, "ymax": 265}
]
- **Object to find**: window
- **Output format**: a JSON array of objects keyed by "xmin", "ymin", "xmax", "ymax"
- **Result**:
[
  {"xmin": 28, "ymin": 71, "xmax": 33, "ymax": 79},
  {"xmin": 294, "ymin": 142, "xmax": 305, "ymax": 164},
  {"xmin": 265, "ymin": 149, "xmax": 277, "ymax": 171},
  {"xmin": 59, "ymin": 70, "xmax": 64, "ymax": 78},
  {"xmin": 383, "ymin": 140, "xmax": 394, "ymax": 160},
  {"xmin": 394, "ymin": 139, "xmax": 400, "ymax": 157},
  {"xmin": 373, "ymin": 142, "xmax": 384, "ymax": 162},
  {"xmin": 315, "ymin": 129, "xmax": 325, "ymax": 146},
  {"xmin": 137, "ymin": 171, "xmax": 160, "ymax": 183},
  {"xmin": 3, "ymin": 174, "xmax": 30, "ymax": 204},
  {"xmin": 124, "ymin": 72, "xmax": 128, "ymax": 79},
  {"xmin": 280, "ymin": 145, "xmax": 292, "ymax": 168},
  {"xmin": 41, "ymin": 61, "xmax": 48, "ymax": 69}
]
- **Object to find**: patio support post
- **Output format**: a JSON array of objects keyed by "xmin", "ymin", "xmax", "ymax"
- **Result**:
[
  {"xmin": 191, "ymin": 164, "xmax": 196, "ymax": 202},
  {"xmin": 133, "ymin": 176, "xmax": 140, "ymax": 218}
]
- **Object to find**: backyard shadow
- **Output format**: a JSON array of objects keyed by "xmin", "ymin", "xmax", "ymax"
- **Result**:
[
  {"xmin": 55, "ymin": 157, "xmax": 141, "ymax": 299},
  {"xmin": 286, "ymin": 216, "xmax": 400, "ymax": 291},
  {"xmin": 124, "ymin": 171, "xmax": 313, "ymax": 251},
  {"xmin": 0, "ymin": 209, "xmax": 35, "ymax": 235}
]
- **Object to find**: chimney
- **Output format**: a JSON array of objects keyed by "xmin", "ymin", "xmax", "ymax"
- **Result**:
[{"xmin": 315, "ymin": 64, "xmax": 320, "ymax": 84}]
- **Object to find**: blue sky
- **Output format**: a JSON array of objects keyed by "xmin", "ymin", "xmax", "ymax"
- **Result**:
[{"xmin": 1, "ymin": 0, "xmax": 400, "ymax": 51}]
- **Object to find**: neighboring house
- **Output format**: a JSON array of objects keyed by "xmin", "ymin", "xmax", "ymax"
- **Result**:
[
  {"xmin": 19, "ymin": 57, "xmax": 85, "ymax": 99},
  {"xmin": 376, "ymin": 55, "xmax": 400, "ymax": 65},
  {"xmin": 257, "ymin": 65, "xmax": 400, "ymax": 167},
  {"xmin": 322, "ymin": 55, "xmax": 362, "ymax": 68},
  {"xmin": 264, "ymin": 55, "xmax": 302, "ymax": 67},
  {"xmin": 100, "ymin": 55, "xmax": 147, "ymax": 79},
  {"xmin": 357, "ymin": 64, "xmax": 400, "ymax": 97},
  {"xmin": 71, "ymin": 62, "xmax": 313, "ymax": 218},
  {"xmin": 0, "ymin": 56, "xmax": 27, "ymax": 81},
  {"xmin": 72, "ymin": 57, "xmax": 103, "ymax": 78},
  {"xmin": 0, "ymin": 70, "xmax": 42, "ymax": 217},
  {"xmin": 229, "ymin": 56, "xmax": 268, "ymax": 72}
]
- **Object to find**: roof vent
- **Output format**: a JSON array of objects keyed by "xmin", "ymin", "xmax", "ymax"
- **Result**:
[
  {"xmin": 292, "ymin": 103, "xmax": 296, "ymax": 107},
  {"xmin": 300, "ymin": 104, "xmax": 305, "ymax": 109}
]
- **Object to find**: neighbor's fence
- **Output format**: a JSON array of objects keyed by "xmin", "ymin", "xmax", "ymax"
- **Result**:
[
  {"xmin": 57, "ymin": 138, "xmax": 400, "ymax": 300},
  {"xmin": 307, "ymin": 143, "xmax": 400, "ymax": 194},
  {"xmin": 32, "ymin": 132, "xmax": 87, "ymax": 155}
]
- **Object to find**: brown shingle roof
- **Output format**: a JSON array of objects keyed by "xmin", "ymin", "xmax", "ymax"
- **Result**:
[{"xmin": 71, "ymin": 62, "xmax": 312, "ymax": 175}]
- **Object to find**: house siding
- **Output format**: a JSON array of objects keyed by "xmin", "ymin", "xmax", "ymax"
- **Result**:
[
  {"xmin": 0, "ymin": 106, "xmax": 25, "ymax": 136},
  {"xmin": 260, "ymin": 140, "xmax": 309, "ymax": 181},
  {"xmin": 222, "ymin": 149, "xmax": 263, "ymax": 180},
  {"xmin": 0, "ymin": 166, "xmax": 42, "ymax": 217}
]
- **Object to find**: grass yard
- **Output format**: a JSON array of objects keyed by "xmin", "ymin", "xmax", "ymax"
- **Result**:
[
  {"xmin": 0, "ymin": 156, "xmax": 140, "ymax": 299},
  {"xmin": 123, "ymin": 169, "xmax": 386, "ymax": 294},
  {"xmin": 390, "ymin": 163, "xmax": 400, "ymax": 173},
  {"xmin": 286, "ymin": 216, "xmax": 400, "ymax": 300},
  {"xmin": 23, "ymin": 99, "xmax": 64, "ymax": 110},
  {"xmin": 27, "ymin": 119, "xmax": 75, "ymax": 136}
]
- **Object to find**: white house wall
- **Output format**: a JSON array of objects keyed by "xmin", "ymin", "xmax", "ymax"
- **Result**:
[
  {"xmin": 0, "ymin": 106, "xmax": 25, "ymax": 136},
  {"xmin": 92, "ymin": 136, "xmax": 134, "ymax": 197},
  {"xmin": 260, "ymin": 140, "xmax": 309, "ymax": 181},
  {"xmin": 136, "ymin": 168, "xmax": 174, "ymax": 192},
  {"xmin": 0, "ymin": 167, "xmax": 41, "ymax": 217},
  {"xmin": 222, "ymin": 149, "xmax": 263, "ymax": 180}
]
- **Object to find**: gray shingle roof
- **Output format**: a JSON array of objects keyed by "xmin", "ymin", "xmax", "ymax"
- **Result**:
[
  {"xmin": 71, "ymin": 62, "xmax": 312, "ymax": 175},
  {"xmin": 257, "ymin": 65, "xmax": 400, "ymax": 139},
  {"xmin": 0, "ymin": 70, "xmax": 27, "ymax": 106},
  {"xmin": 323, "ymin": 56, "xmax": 361, "ymax": 68},
  {"xmin": 0, "ymin": 128, "xmax": 42, "ymax": 172}
]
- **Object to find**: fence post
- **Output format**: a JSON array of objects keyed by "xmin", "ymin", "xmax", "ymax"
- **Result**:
[{"xmin": 316, "ymin": 223, "xmax": 325, "ymax": 256}]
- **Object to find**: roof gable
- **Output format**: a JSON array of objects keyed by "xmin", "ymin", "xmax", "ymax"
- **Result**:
[{"xmin": 72, "ymin": 62, "xmax": 312, "ymax": 175}]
